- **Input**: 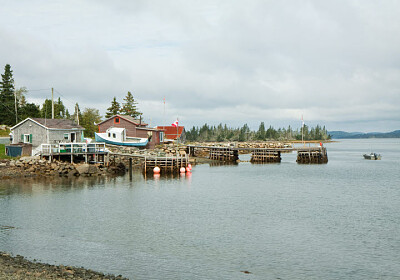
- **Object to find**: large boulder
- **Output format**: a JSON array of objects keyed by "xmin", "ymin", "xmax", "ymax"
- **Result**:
[{"xmin": 75, "ymin": 164, "xmax": 90, "ymax": 175}]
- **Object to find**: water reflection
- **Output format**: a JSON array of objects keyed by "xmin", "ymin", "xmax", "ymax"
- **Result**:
[
  {"xmin": 208, "ymin": 161, "xmax": 238, "ymax": 167},
  {"xmin": 0, "ymin": 176, "xmax": 120, "ymax": 196}
]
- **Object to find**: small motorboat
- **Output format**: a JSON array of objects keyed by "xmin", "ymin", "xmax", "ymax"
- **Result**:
[
  {"xmin": 95, "ymin": 127, "xmax": 148, "ymax": 147},
  {"xmin": 363, "ymin": 153, "xmax": 382, "ymax": 160}
]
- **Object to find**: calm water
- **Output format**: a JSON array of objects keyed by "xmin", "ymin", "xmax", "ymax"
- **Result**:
[{"xmin": 1, "ymin": 139, "xmax": 400, "ymax": 279}]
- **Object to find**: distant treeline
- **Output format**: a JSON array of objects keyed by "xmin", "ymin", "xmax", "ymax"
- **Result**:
[
  {"xmin": 186, "ymin": 122, "xmax": 331, "ymax": 142},
  {"xmin": 329, "ymin": 130, "xmax": 400, "ymax": 139}
]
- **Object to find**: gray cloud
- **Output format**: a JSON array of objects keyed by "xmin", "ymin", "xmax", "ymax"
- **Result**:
[{"xmin": 1, "ymin": 0, "xmax": 399, "ymax": 132}]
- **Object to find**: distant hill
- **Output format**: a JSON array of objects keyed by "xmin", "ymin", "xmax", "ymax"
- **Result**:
[{"xmin": 329, "ymin": 130, "xmax": 400, "ymax": 139}]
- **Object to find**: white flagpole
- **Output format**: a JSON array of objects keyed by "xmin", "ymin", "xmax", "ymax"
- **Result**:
[
  {"xmin": 163, "ymin": 97, "xmax": 165, "ymax": 127},
  {"xmin": 176, "ymin": 117, "xmax": 179, "ymax": 144},
  {"xmin": 301, "ymin": 115, "xmax": 304, "ymax": 147}
]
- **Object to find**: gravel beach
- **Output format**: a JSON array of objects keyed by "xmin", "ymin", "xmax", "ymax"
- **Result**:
[{"xmin": 0, "ymin": 252, "xmax": 128, "ymax": 279}]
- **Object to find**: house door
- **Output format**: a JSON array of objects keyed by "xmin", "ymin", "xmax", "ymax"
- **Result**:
[{"xmin": 70, "ymin": 133, "xmax": 76, "ymax": 143}]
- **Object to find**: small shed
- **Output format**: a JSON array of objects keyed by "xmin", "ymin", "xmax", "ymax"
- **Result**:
[
  {"xmin": 156, "ymin": 126, "xmax": 186, "ymax": 143},
  {"xmin": 5, "ymin": 143, "xmax": 32, "ymax": 157}
]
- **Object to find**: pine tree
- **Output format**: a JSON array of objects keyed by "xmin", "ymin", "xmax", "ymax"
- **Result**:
[
  {"xmin": 0, "ymin": 64, "xmax": 16, "ymax": 125},
  {"xmin": 121, "ymin": 91, "xmax": 141, "ymax": 118},
  {"xmin": 40, "ymin": 98, "xmax": 66, "ymax": 119},
  {"xmin": 105, "ymin": 97, "xmax": 121, "ymax": 118},
  {"xmin": 19, "ymin": 103, "xmax": 40, "ymax": 120},
  {"xmin": 256, "ymin": 122, "xmax": 266, "ymax": 140}
]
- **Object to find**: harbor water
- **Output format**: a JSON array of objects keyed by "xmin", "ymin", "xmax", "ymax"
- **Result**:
[{"xmin": 0, "ymin": 139, "xmax": 399, "ymax": 279}]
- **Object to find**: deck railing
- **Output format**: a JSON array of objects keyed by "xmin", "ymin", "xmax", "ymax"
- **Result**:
[{"xmin": 40, "ymin": 142, "xmax": 106, "ymax": 155}]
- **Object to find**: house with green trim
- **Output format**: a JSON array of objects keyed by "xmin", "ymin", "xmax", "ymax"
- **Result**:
[{"xmin": 10, "ymin": 118, "xmax": 84, "ymax": 149}]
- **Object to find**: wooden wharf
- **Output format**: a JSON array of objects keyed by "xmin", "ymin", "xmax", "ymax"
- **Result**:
[
  {"xmin": 108, "ymin": 151, "xmax": 190, "ymax": 174},
  {"xmin": 141, "ymin": 154, "xmax": 189, "ymax": 174},
  {"xmin": 296, "ymin": 147, "xmax": 328, "ymax": 164},
  {"xmin": 187, "ymin": 145, "xmax": 328, "ymax": 164}
]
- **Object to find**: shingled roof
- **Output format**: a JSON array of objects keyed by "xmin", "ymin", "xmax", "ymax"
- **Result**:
[
  {"xmin": 97, "ymin": 115, "xmax": 148, "ymax": 126},
  {"xmin": 11, "ymin": 118, "xmax": 84, "ymax": 130}
]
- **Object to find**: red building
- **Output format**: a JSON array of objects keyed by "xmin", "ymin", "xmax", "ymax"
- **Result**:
[
  {"xmin": 97, "ymin": 115, "xmax": 164, "ymax": 149},
  {"xmin": 156, "ymin": 126, "xmax": 186, "ymax": 143}
]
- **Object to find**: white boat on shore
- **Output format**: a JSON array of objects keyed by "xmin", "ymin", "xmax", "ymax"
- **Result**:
[
  {"xmin": 95, "ymin": 127, "xmax": 148, "ymax": 147},
  {"xmin": 363, "ymin": 153, "xmax": 381, "ymax": 160}
]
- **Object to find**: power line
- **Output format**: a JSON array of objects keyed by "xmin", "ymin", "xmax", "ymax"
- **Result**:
[
  {"xmin": 26, "ymin": 88, "xmax": 52, "ymax": 92},
  {"xmin": 53, "ymin": 89, "xmax": 77, "ymax": 107},
  {"xmin": 0, "ymin": 100, "xmax": 17, "ymax": 116}
]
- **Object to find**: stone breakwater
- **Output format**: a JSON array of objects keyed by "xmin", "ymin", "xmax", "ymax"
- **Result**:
[
  {"xmin": 0, "ymin": 252, "xmax": 128, "ymax": 280},
  {"xmin": 0, "ymin": 157, "xmax": 125, "ymax": 180}
]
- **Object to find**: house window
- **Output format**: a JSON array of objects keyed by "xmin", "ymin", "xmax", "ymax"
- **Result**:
[
  {"xmin": 114, "ymin": 117, "xmax": 120, "ymax": 124},
  {"xmin": 64, "ymin": 133, "xmax": 69, "ymax": 140},
  {"xmin": 23, "ymin": 134, "xmax": 31, "ymax": 144},
  {"xmin": 160, "ymin": 132, "xmax": 164, "ymax": 142}
]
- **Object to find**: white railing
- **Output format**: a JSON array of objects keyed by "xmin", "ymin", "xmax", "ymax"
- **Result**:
[{"xmin": 39, "ymin": 142, "xmax": 106, "ymax": 155}]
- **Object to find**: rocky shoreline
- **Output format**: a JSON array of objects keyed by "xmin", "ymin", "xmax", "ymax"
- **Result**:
[
  {"xmin": 0, "ymin": 157, "xmax": 126, "ymax": 180},
  {"xmin": 0, "ymin": 252, "xmax": 128, "ymax": 279}
]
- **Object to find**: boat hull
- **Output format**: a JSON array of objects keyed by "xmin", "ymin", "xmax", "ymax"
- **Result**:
[
  {"xmin": 363, "ymin": 153, "xmax": 381, "ymax": 160},
  {"xmin": 95, "ymin": 133, "xmax": 148, "ymax": 147}
]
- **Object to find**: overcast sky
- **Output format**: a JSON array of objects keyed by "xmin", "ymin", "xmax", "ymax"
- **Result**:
[{"xmin": 1, "ymin": 0, "xmax": 399, "ymax": 132}]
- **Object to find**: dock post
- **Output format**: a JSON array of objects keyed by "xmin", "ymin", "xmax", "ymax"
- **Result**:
[{"xmin": 129, "ymin": 157, "xmax": 132, "ymax": 178}]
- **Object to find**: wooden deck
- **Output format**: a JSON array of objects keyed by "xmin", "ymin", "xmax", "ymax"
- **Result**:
[{"xmin": 39, "ymin": 143, "xmax": 108, "ymax": 163}]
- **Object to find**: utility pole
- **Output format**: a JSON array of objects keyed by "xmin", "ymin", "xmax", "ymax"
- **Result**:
[
  {"xmin": 51, "ymin": 87, "xmax": 54, "ymax": 119},
  {"xmin": 14, "ymin": 82, "xmax": 18, "ymax": 124},
  {"xmin": 75, "ymin": 103, "xmax": 79, "ymax": 125}
]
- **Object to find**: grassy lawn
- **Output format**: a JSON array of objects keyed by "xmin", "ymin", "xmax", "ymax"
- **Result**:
[
  {"xmin": 0, "ymin": 129, "xmax": 10, "ymax": 137},
  {"xmin": 0, "ymin": 144, "xmax": 13, "ymax": 160}
]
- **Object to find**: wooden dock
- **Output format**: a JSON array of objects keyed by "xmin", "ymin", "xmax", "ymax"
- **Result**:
[
  {"xmin": 250, "ymin": 149, "xmax": 281, "ymax": 163},
  {"xmin": 187, "ymin": 145, "xmax": 328, "ymax": 164},
  {"xmin": 141, "ymin": 154, "xmax": 189, "ymax": 174},
  {"xmin": 296, "ymin": 147, "xmax": 328, "ymax": 164},
  {"xmin": 108, "ymin": 151, "xmax": 190, "ymax": 174}
]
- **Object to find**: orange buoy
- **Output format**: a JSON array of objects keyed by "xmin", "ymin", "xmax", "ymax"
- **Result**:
[
  {"xmin": 153, "ymin": 166, "xmax": 160, "ymax": 174},
  {"xmin": 180, "ymin": 167, "xmax": 186, "ymax": 173},
  {"xmin": 188, "ymin": 164, "xmax": 192, "ymax": 170},
  {"xmin": 186, "ymin": 167, "xmax": 191, "ymax": 172}
]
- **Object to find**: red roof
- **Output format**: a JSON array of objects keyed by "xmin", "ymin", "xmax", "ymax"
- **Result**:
[{"xmin": 157, "ymin": 126, "xmax": 184, "ymax": 140}]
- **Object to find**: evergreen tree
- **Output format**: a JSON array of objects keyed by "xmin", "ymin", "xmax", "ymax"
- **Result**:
[
  {"xmin": 65, "ymin": 109, "xmax": 71, "ymax": 120},
  {"xmin": 256, "ymin": 122, "xmax": 266, "ymax": 140},
  {"xmin": 0, "ymin": 64, "xmax": 16, "ymax": 125},
  {"xmin": 19, "ymin": 103, "xmax": 40, "ymax": 120},
  {"xmin": 105, "ymin": 97, "xmax": 121, "ymax": 118},
  {"xmin": 239, "ymin": 124, "xmax": 250, "ymax": 142},
  {"xmin": 40, "ymin": 98, "xmax": 66, "ymax": 119},
  {"xmin": 121, "ymin": 91, "xmax": 141, "ymax": 118}
]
